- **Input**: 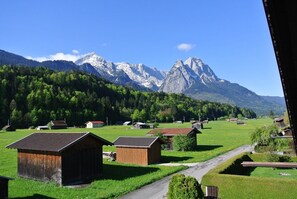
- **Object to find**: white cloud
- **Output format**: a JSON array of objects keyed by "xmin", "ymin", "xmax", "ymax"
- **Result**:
[
  {"xmin": 72, "ymin": 49, "xmax": 79, "ymax": 54},
  {"xmin": 177, "ymin": 43, "xmax": 196, "ymax": 51},
  {"xmin": 27, "ymin": 51, "xmax": 89, "ymax": 62}
]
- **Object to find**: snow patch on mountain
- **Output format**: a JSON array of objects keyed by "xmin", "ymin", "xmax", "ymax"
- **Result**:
[{"xmin": 76, "ymin": 53, "xmax": 166, "ymax": 90}]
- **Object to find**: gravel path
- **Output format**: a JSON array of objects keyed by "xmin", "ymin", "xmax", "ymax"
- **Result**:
[{"xmin": 120, "ymin": 144, "xmax": 253, "ymax": 199}]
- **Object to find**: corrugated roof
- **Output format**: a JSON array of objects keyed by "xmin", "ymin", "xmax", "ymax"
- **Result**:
[
  {"xmin": 6, "ymin": 132, "xmax": 112, "ymax": 152},
  {"xmin": 113, "ymin": 136, "xmax": 162, "ymax": 148},
  {"xmin": 147, "ymin": 128, "xmax": 201, "ymax": 136}
]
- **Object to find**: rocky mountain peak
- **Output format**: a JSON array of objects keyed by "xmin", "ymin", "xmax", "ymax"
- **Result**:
[{"xmin": 75, "ymin": 53, "xmax": 106, "ymax": 66}]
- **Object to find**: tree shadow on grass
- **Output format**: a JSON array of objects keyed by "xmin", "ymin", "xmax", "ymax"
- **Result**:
[
  {"xmin": 12, "ymin": 194, "xmax": 56, "ymax": 199},
  {"xmin": 195, "ymin": 145, "xmax": 223, "ymax": 151},
  {"xmin": 102, "ymin": 164, "xmax": 159, "ymax": 180},
  {"xmin": 160, "ymin": 155, "xmax": 193, "ymax": 163}
]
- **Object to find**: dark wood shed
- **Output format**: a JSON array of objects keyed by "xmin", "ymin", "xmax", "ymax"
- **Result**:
[
  {"xmin": 147, "ymin": 128, "xmax": 201, "ymax": 150},
  {"xmin": 6, "ymin": 132, "xmax": 112, "ymax": 186},
  {"xmin": 49, "ymin": 120, "xmax": 67, "ymax": 129},
  {"xmin": 113, "ymin": 137, "xmax": 164, "ymax": 166},
  {"xmin": 0, "ymin": 176, "xmax": 13, "ymax": 199}
]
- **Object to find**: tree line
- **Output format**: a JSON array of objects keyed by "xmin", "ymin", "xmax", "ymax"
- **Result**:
[{"xmin": 0, "ymin": 65, "xmax": 256, "ymax": 128}]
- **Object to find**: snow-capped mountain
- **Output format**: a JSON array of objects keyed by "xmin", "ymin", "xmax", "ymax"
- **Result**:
[
  {"xmin": 0, "ymin": 49, "xmax": 286, "ymax": 115},
  {"xmin": 160, "ymin": 57, "xmax": 286, "ymax": 115},
  {"xmin": 75, "ymin": 53, "xmax": 166, "ymax": 91},
  {"xmin": 160, "ymin": 57, "xmax": 218, "ymax": 93},
  {"xmin": 116, "ymin": 62, "xmax": 165, "ymax": 91},
  {"xmin": 75, "ymin": 53, "xmax": 116, "ymax": 76}
]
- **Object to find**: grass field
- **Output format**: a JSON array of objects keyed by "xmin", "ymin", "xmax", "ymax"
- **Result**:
[
  {"xmin": 250, "ymin": 167, "xmax": 297, "ymax": 180},
  {"xmin": 201, "ymin": 153, "xmax": 297, "ymax": 199},
  {"xmin": 0, "ymin": 118, "xmax": 272, "ymax": 198}
]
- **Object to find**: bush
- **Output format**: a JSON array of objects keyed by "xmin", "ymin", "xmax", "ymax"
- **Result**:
[
  {"xmin": 173, "ymin": 135, "xmax": 196, "ymax": 151},
  {"xmin": 168, "ymin": 174, "xmax": 203, "ymax": 199},
  {"xmin": 153, "ymin": 131, "xmax": 168, "ymax": 150},
  {"xmin": 279, "ymin": 155, "xmax": 292, "ymax": 162},
  {"xmin": 153, "ymin": 122, "xmax": 159, "ymax": 128},
  {"xmin": 265, "ymin": 153, "xmax": 280, "ymax": 162},
  {"xmin": 266, "ymin": 154, "xmax": 292, "ymax": 162}
]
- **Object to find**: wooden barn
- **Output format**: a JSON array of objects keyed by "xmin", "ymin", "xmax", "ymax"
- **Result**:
[
  {"xmin": 147, "ymin": 128, "xmax": 201, "ymax": 150},
  {"xmin": 134, "ymin": 122, "xmax": 151, "ymax": 129},
  {"xmin": 86, "ymin": 121, "xmax": 104, "ymax": 128},
  {"xmin": 113, "ymin": 137, "xmax": 164, "ymax": 165},
  {"xmin": 49, "ymin": 120, "xmax": 67, "ymax": 129},
  {"xmin": 6, "ymin": 132, "xmax": 112, "ymax": 186}
]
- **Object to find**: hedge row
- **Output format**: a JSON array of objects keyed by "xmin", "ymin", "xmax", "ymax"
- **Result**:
[{"xmin": 201, "ymin": 152, "xmax": 297, "ymax": 199}]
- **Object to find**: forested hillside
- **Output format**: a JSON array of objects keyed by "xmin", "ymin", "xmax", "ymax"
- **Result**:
[{"xmin": 0, "ymin": 65, "xmax": 256, "ymax": 128}]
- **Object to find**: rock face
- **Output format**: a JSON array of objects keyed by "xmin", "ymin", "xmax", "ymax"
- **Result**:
[
  {"xmin": 160, "ymin": 57, "xmax": 285, "ymax": 115},
  {"xmin": 160, "ymin": 57, "xmax": 221, "ymax": 93}
]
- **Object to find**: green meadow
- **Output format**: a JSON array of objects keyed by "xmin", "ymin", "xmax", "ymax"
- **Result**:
[
  {"xmin": 202, "ymin": 153, "xmax": 297, "ymax": 199},
  {"xmin": 0, "ymin": 118, "xmax": 272, "ymax": 198}
]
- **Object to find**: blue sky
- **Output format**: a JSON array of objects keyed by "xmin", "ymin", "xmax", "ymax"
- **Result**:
[{"xmin": 0, "ymin": 0, "xmax": 283, "ymax": 96}]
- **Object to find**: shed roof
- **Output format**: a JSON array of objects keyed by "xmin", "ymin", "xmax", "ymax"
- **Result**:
[
  {"xmin": 147, "ymin": 128, "xmax": 201, "ymax": 136},
  {"xmin": 51, "ymin": 120, "xmax": 67, "ymax": 126},
  {"xmin": 6, "ymin": 132, "xmax": 113, "ymax": 152},
  {"xmin": 86, "ymin": 121, "xmax": 104, "ymax": 124},
  {"xmin": 113, "ymin": 136, "xmax": 163, "ymax": 148},
  {"xmin": 0, "ymin": 175, "xmax": 14, "ymax": 181}
]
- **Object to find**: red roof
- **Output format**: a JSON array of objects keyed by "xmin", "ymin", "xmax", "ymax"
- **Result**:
[
  {"xmin": 147, "ymin": 128, "xmax": 201, "ymax": 136},
  {"xmin": 87, "ymin": 121, "xmax": 104, "ymax": 124}
]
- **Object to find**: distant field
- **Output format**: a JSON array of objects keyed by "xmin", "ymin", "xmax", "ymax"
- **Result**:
[{"xmin": 0, "ymin": 118, "xmax": 272, "ymax": 198}]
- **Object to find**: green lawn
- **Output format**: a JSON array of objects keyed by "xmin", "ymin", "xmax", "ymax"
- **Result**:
[
  {"xmin": 162, "ymin": 118, "xmax": 272, "ymax": 162},
  {"xmin": 0, "ymin": 118, "xmax": 272, "ymax": 198},
  {"xmin": 202, "ymin": 153, "xmax": 297, "ymax": 199},
  {"xmin": 250, "ymin": 167, "xmax": 297, "ymax": 180}
]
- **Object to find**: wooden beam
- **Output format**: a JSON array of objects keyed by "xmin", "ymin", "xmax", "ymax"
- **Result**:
[{"xmin": 241, "ymin": 161, "xmax": 297, "ymax": 168}]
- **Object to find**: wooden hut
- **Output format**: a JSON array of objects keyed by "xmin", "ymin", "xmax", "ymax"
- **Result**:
[
  {"xmin": 192, "ymin": 122, "xmax": 203, "ymax": 129},
  {"xmin": 274, "ymin": 118, "xmax": 286, "ymax": 128},
  {"xmin": 49, "ymin": 120, "xmax": 67, "ymax": 129},
  {"xmin": 2, "ymin": 125, "xmax": 15, "ymax": 132},
  {"xmin": 0, "ymin": 176, "xmax": 13, "ymax": 199},
  {"xmin": 86, "ymin": 121, "xmax": 104, "ymax": 128},
  {"xmin": 147, "ymin": 128, "xmax": 201, "ymax": 150},
  {"xmin": 113, "ymin": 137, "xmax": 164, "ymax": 165},
  {"xmin": 6, "ymin": 132, "xmax": 112, "ymax": 186},
  {"xmin": 134, "ymin": 122, "xmax": 151, "ymax": 129}
]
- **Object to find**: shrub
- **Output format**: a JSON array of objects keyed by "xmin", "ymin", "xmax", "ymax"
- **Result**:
[
  {"xmin": 250, "ymin": 124, "xmax": 288, "ymax": 153},
  {"xmin": 153, "ymin": 122, "xmax": 159, "ymax": 128},
  {"xmin": 265, "ymin": 153, "xmax": 280, "ymax": 162},
  {"xmin": 279, "ymin": 155, "xmax": 292, "ymax": 162},
  {"xmin": 173, "ymin": 135, "xmax": 196, "ymax": 151},
  {"xmin": 168, "ymin": 174, "xmax": 203, "ymax": 199},
  {"xmin": 153, "ymin": 131, "xmax": 168, "ymax": 150},
  {"xmin": 265, "ymin": 154, "xmax": 292, "ymax": 162}
]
